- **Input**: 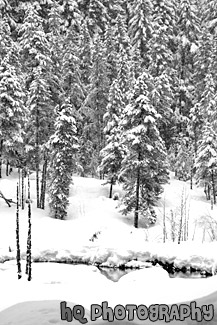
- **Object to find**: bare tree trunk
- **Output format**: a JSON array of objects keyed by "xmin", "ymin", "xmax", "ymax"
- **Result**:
[
  {"xmin": 6, "ymin": 160, "xmax": 9, "ymax": 176},
  {"xmin": 35, "ymin": 108, "xmax": 40, "ymax": 208},
  {"xmin": 109, "ymin": 176, "xmax": 114, "ymax": 199},
  {"xmin": 40, "ymin": 157, "xmax": 48, "ymax": 209},
  {"xmin": 190, "ymin": 166, "xmax": 193, "ymax": 190},
  {"xmin": 18, "ymin": 167, "xmax": 21, "ymax": 207},
  {"xmin": 21, "ymin": 168, "xmax": 25, "ymax": 210},
  {"xmin": 26, "ymin": 172, "xmax": 32, "ymax": 281},
  {"xmin": 204, "ymin": 182, "xmax": 211, "ymax": 200},
  {"xmin": 0, "ymin": 139, "xmax": 3, "ymax": 178},
  {"xmin": 16, "ymin": 182, "xmax": 22, "ymax": 279},
  {"xmin": 134, "ymin": 153, "xmax": 141, "ymax": 228},
  {"xmin": 178, "ymin": 188, "xmax": 185, "ymax": 244},
  {"xmin": 163, "ymin": 197, "xmax": 166, "ymax": 243}
]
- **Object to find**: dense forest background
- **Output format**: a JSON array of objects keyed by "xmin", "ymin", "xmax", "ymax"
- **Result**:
[{"xmin": 0, "ymin": 0, "xmax": 217, "ymax": 226}]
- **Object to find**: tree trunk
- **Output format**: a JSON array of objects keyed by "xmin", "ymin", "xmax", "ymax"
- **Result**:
[
  {"xmin": 190, "ymin": 166, "xmax": 193, "ymax": 190},
  {"xmin": 163, "ymin": 197, "xmax": 166, "ymax": 243},
  {"xmin": 39, "ymin": 157, "xmax": 48, "ymax": 209},
  {"xmin": 211, "ymin": 169, "xmax": 216, "ymax": 205},
  {"xmin": 26, "ymin": 173, "xmax": 32, "ymax": 281},
  {"xmin": 134, "ymin": 153, "xmax": 141, "ymax": 228},
  {"xmin": 204, "ymin": 182, "xmax": 210, "ymax": 200},
  {"xmin": 21, "ymin": 168, "xmax": 25, "ymax": 210},
  {"xmin": 109, "ymin": 176, "xmax": 114, "ymax": 199},
  {"xmin": 16, "ymin": 182, "xmax": 22, "ymax": 279},
  {"xmin": 6, "ymin": 160, "xmax": 9, "ymax": 176},
  {"xmin": 0, "ymin": 139, "xmax": 3, "ymax": 178},
  {"xmin": 18, "ymin": 168, "xmax": 21, "ymax": 207},
  {"xmin": 35, "ymin": 108, "xmax": 40, "ymax": 208}
]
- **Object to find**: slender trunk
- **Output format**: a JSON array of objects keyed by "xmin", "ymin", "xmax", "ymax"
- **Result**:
[
  {"xmin": 109, "ymin": 176, "xmax": 114, "ymax": 199},
  {"xmin": 40, "ymin": 158, "xmax": 47, "ymax": 209},
  {"xmin": 0, "ymin": 139, "xmax": 3, "ymax": 178},
  {"xmin": 36, "ymin": 108, "xmax": 40, "ymax": 208},
  {"xmin": 208, "ymin": 184, "xmax": 211, "ymax": 200},
  {"xmin": 178, "ymin": 214, "xmax": 183, "ymax": 244},
  {"xmin": 190, "ymin": 166, "xmax": 193, "ymax": 190},
  {"xmin": 170, "ymin": 210, "xmax": 175, "ymax": 242},
  {"xmin": 163, "ymin": 197, "xmax": 166, "ymax": 243},
  {"xmin": 204, "ymin": 182, "xmax": 210, "ymax": 200},
  {"xmin": 16, "ymin": 182, "xmax": 22, "ymax": 279},
  {"xmin": 178, "ymin": 188, "xmax": 185, "ymax": 244},
  {"xmin": 26, "ymin": 172, "xmax": 32, "ymax": 281},
  {"xmin": 6, "ymin": 160, "xmax": 9, "ymax": 176},
  {"xmin": 134, "ymin": 154, "xmax": 141, "ymax": 228},
  {"xmin": 21, "ymin": 168, "xmax": 25, "ymax": 210},
  {"xmin": 211, "ymin": 169, "xmax": 216, "ymax": 205},
  {"xmin": 18, "ymin": 168, "xmax": 21, "ymax": 207}
]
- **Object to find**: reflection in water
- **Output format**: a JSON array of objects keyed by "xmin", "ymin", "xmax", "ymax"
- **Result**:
[
  {"xmin": 98, "ymin": 267, "xmax": 210, "ymax": 282},
  {"xmin": 169, "ymin": 271, "xmax": 209, "ymax": 279},
  {"xmin": 98, "ymin": 267, "xmax": 139, "ymax": 282}
]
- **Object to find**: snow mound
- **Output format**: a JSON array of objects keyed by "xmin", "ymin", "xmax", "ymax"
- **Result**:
[
  {"xmin": 118, "ymin": 266, "xmax": 169, "ymax": 285},
  {"xmin": 0, "ymin": 301, "xmax": 90, "ymax": 325}
]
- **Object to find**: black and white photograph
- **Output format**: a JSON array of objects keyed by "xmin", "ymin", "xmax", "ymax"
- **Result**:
[{"xmin": 0, "ymin": 0, "xmax": 217, "ymax": 324}]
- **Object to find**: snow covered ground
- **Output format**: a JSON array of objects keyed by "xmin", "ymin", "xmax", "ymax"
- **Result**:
[{"xmin": 1, "ymin": 166, "xmax": 217, "ymax": 324}]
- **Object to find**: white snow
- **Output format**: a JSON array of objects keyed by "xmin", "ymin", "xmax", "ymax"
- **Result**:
[{"xmin": 1, "ymin": 166, "xmax": 217, "ymax": 323}]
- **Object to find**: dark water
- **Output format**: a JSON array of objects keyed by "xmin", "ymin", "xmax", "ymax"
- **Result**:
[
  {"xmin": 98, "ymin": 266, "xmax": 210, "ymax": 282},
  {"xmin": 169, "ymin": 270, "xmax": 209, "ymax": 279},
  {"xmin": 33, "ymin": 259, "xmax": 211, "ymax": 282}
]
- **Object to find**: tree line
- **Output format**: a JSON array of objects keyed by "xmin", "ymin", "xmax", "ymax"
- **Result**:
[{"xmin": 0, "ymin": 0, "xmax": 217, "ymax": 227}]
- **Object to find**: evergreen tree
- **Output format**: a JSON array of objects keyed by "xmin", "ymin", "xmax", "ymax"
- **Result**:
[
  {"xmin": 60, "ymin": 0, "xmax": 82, "ymax": 31},
  {"xmin": 190, "ymin": 27, "xmax": 217, "ymax": 158},
  {"xmin": 0, "ymin": 15, "xmax": 14, "ymax": 61},
  {"xmin": 198, "ymin": 73, "xmax": 217, "ymax": 126},
  {"xmin": 195, "ymin": 122, "xmax": 217, "ymax": 204},
  {"xmin": 174, "ymin": 136, "xmax": 194, "ymax": 182},
  {"xmin": 0, "ymin": 54, "xmax": 25, "ymax": 178},
  {"xmin": 26, "ymin": 66, "xmax": 51, "ymax": 208},
  {"xmin": 77, "ymin": 19, "xmax": 94, "ymax": 177},
  {"xmin": 19, "ymin": 4, "xmax": 53, "ymax": 208},
  {"xmin": 194, "ymin": 28, "xmax": 213, "ymax": 104},
  {"xmin": 128, "ymin": 0, "xmax": 153, "ymax": 67},
  {"xmin": 62, "ymin": 24, "xmax": 84, "ymax": 110},
  {"xmin": 48, "ymin": 99, "xmax": 78, "ymax": 220},
  {"xmin": 103, "ymin": 24, "xmax": 119, "ymax": 84},
  {"xmin": 88, "ymin": 31, "xmax": 110, "ymax": 176},
  {"xmin": 175, "ymin": 0, "xmax": 201, "ymax": 134},
  {"xmin": 151, "ymin": 71, "xmax": 174, "ymax": 149},
  {"xmin": 113, "ymin": 11, "xmax": 130, "ymax": 51},
  {"xmin": 120, "ymin": 71, "xmax": 169, "ymax": 228},
  {"xmin": 62, "ymin": 21, "xmax": 86, "ymax": 176},
  {"xmin": 79, "ymin": 18, "xmax": 93, "ymax": 88},
  {"xmin": 116, "ymin": 46, "xmax": 132, "ymax": 105},
  {"xmin": 99, "ymin": 80, "xmax": 125, "ymax": 198},
  {"xmin": 47, "ymin": 0, "xmax": 64, "ymax": 108},
  {"xmin": 87, "ymin": 0, "xmax": 109, "ymax": 35},
  {"xmin": 148, "ymin": 0, "xmax": 176, "ymax": 77},
  {"xmin": 18, "ymin": 3, "xmax": 50, "ymax": 76},
  {"xmin": 203, "ymin": 0, "xmax": 217, "ymax": 34}
]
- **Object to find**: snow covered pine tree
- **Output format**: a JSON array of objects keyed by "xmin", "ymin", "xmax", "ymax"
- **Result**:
[
  {"xmin": 120, "ymin": 71, "xmax": 169, "ymax": 228},
  {"xmin": 48, "ymin": 99, "xmax": 78, "ymax": 220}
]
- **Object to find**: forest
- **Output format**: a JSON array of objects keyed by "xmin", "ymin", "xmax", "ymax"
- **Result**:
[{"xmin": 0, "ymin": 0, "xmax": 216, "ymax": 228}]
